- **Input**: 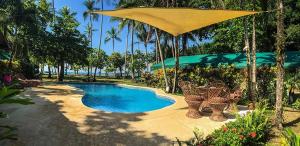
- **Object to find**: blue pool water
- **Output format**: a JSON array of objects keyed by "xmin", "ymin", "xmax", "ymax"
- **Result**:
[{"xmin": 69, "ymin": 83, "xmax": 175, "ymax": 113}]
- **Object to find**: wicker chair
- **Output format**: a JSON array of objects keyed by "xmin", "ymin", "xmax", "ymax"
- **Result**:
[
  {"xmin": 179, "ymin": 81, "xmax": 204, "ymax": 119},
  {"xmin": 226, "ymin": 86, "xmax": 243, "ymax": 112}
]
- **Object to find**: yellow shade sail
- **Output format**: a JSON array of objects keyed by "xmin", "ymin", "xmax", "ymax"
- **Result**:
[{"xmin": 92, "ymin": 8, "xmax": 259, "ymax": 36}]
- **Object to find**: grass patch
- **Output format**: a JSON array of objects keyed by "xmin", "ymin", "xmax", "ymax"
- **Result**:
[{"xmin": 42, "ymin": 75, "xmax": 148, "ymax": 87}]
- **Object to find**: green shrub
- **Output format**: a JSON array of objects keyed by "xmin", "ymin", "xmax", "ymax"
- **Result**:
[
  {"xmin": 257, "ymin": 66, "xmax": 276, "ymax": 104},
  {"xmin": 177, "ymin": 103, "xmax": 271, "ymax": 146},
  {"xmin": 0, "ymin": 61, "xmax": 20, "ymax": 79},
  {"xmin": 292, "ymin": 99, "xmax": 300, "ymax": 110},
  {"xmin": 211, "ymin": 105, "xmax": 271, "ymax": 146},
  {"xmin": 281, "ymin": 128, "xmax": 300, "ymax": 146}
]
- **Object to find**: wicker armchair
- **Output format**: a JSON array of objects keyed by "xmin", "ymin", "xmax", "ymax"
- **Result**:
[
  {"xmin": 226, "ymin": 86, "xmax": 243, "ymax": 112},
  {"xmin": 179, "ymin": 81, "xmax": 204, "ymax": 119}
]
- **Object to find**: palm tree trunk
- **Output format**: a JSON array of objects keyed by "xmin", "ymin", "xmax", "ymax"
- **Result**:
[
  {"xmin": 131, "ymin": 23, "xmax": 135, "ymax": 79},
  {"xmin": 171, "ymin": 38, "xmax": 175, "ymax": 57},
  {"xmin": 218, "ymin": 0, "xmax": 225, "ymax": 9},
  {"xmin": 145, "ymin": 43, "xmax": 148, "ymax": 72},
  {"xmin": 98, "ymin": 0, "xmax": 104, "ymax": 50},
  {"xmin": 94, "ymin": 0, "xmax": 104, "ymax": 81},
  {"xmin": 52, "ymin": 0, "xmax": 55, "ymax": 22},
  {"xmin": 182, "ymin": 34, "xmax": 188, "ymax": 55},
  {"xmin": 243, "ymin": 18, "xmax": 252, "ymax": 106},
  {"xmin": 155, "ymin": 28, "xmax": 170, "ymax": 92},
  {"xmin": 251, "ymin": 2, "xmax": 257, "ymax": 102},
  {"xmin": 275, "ymin": 0, "xmax": 285, "ymax": 130},
  {"xmin": 112, "ymin": 38, "xmax": 115, "ymax": 52},
  {"xmin": 90, "ymin": 16, "xmax": 93, "ymax": 49},
  {"xmin": 125, "ymin": 25, "xmax": 129, "ymax": 77},
  {"xmin": 155, "ymin": 40, "xmax": 158, "ymax": 63},
  {"xmin": 172, "ymin": 36, "xmax": 179, "ymax": 93}
]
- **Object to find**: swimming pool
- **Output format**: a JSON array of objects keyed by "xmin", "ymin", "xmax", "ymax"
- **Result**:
[{"xmin": 69, "ymin": 83, "xmax": 175, "ymax": 113}]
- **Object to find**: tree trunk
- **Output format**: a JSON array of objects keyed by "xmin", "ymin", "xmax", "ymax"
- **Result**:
[
  {"xmin": 275, "ymin": 0, "xmax": 285, "ymax": 130},
  {"xmin": 58, "ymin": 61, "xmax": 64, "ymax": 81},
  {"xmin": 243, "ymin": 18, "xmax": 252, "ymax": 106},
  {"xmin": 57, "ymin": 64, "xmax": 60, "ymax": 81},
  {"xmin": 182, "ymin": 34, "xmax": 188, "ymax": 55},
  {"xmin": 87, "ymin": 66, "xmax": 90, "ymax": 77},
  {"xmin": 218, "ymin": 0, "xmax": 225, "ymax": 9},
  {"xmin": 251, "ymin": 4, "xmax": 257, "ymax": 102},
  {"xmin": 65, "ymin": 64, "xmax": 67, "ymax": 75},
  {"xmin": 112, "ymin": 38, "xmax": 115, "ymax": 52},
  {"xmin": 47, "ymin": 65, "xmax": 52, "ymax": 78},
  {"xmin": 145, "ymin": 43, "xmax": 148, "ymax": 72},
  {"xmin": 52, "ymin": 0, "xmax": 55, "ymax": 22},
  {"xmin": 171, "ymin": 39, "xmax": 175, "ymax": 57},
  {"xmin": 131, "ymin": 24, "xmax": 135, "ymax": 80},
  {"xmin": 155, "ymin": 40, "xmax": 158, "ymax": 63},
  {"xmin": 98, "ymin": 0, "xmax": 104, "ymax": 50},
  {"xmin": 125, "ymin": 25, "xmax": 129, "ymax": 77},
  {"xmin": 40, "ymin": 64, "xmax": 44, "ymax": 75},
  {"xmin": 93, "ymin": 67, "xmax": 97, "ymax": 81},
  {"xmin": 172, "ymin": 37, "xmax": 179, "ymax": 93},
  {"xmin": 119, "ymin": 67, "xmax": 122, "ymax": 77},
  {"xmin": 155, "ymin": 28, "xmax": 170, "ymax": 92},
  {"xmin": 89, "ymin": 15, "xmax": 93, "ymax": 49}
]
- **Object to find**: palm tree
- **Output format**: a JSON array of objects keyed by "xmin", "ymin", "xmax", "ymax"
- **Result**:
[
  {"xmin": 52, "ymin": 0, "xmax": 55, "ymax": 22},
  {"xmin": 104, "ymin": 27, "xmax": 121, "ymax": 52},
  {"xmin": 83, "ymin": 0, "xmax": 98, "ymax": 78},
  {"xmin": 83, "ymin": 0, "xmax": 98, "ymax": 48},
  {"xmin": 275, "ymin": 0, "xmax": 285, "ymax": 130},
  {"xmin": 136, "ymin": 24, "xmax": 154, "ymax": 72},
  {"xmin": 155, "ymin": 28, "xmax": 170, "ymax": 92}
]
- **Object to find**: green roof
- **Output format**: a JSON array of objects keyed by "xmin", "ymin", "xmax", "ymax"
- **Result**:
[{"xmin": 151, "ymin": 51, "xmax": 300, "ymax": 70}]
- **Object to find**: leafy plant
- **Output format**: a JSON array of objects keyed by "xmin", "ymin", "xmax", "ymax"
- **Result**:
[
  {"xmin": 176, "ymin": 128, "xmax": 207, "ymax": 146},
  {"xmin": 292, "ymin": 99, "xmax": 300, "ymax": 110},
  {"xmin": 0, "ymin": 86, "xmax": 33, "ymax": 141},
  {"xmin": 281, "ymin": 128, "xmax": 300, "ymax": 146},
  {"xmin": 210, "ymin": 103, "xmax": 271, "ymax": 146},
  {"xmin": 176, "ymin": 102, "xmax": 271, "ymax": 146}
]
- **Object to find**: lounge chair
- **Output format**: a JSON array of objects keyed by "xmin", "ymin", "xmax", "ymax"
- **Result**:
[{"xmin": 15, "ymin": 74, "xmax": 41, "ymax": 87}]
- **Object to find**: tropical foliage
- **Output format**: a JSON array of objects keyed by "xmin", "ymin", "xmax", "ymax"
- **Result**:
[{"xmin": 177, "ymin": 102, "xmax": 272, "ymax": 146}]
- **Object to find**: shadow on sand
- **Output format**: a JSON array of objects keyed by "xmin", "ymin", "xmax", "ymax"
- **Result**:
[{"xmin": 0, "ymin": 86, "xmax": 171, "ymax": 146}]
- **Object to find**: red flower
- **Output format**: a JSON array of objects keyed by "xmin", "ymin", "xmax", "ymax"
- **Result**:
[
  {"xmin": 223, "ymin": 127, "xmax": 228, "ymax": 132},
  {"xmin": 249, "ymin": 132, "xmax": 257, "ymax": 138},
  {"xmin": 239, "ymin": 135, "xmax": 244, "ymax": 140}
]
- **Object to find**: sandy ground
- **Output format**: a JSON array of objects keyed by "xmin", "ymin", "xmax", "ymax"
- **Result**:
[{"xmin": 0, "ymin": 84, "xmax": 246, "ymax": 146}]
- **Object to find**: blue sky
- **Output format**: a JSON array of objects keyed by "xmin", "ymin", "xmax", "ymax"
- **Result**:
[
  {"xmin": 52, "ymin": 0, "xmax": 146, "ymax": 55},
  {"xmin": 52, "ymin": 0, "xmax": 211, "ymax": 56}
]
